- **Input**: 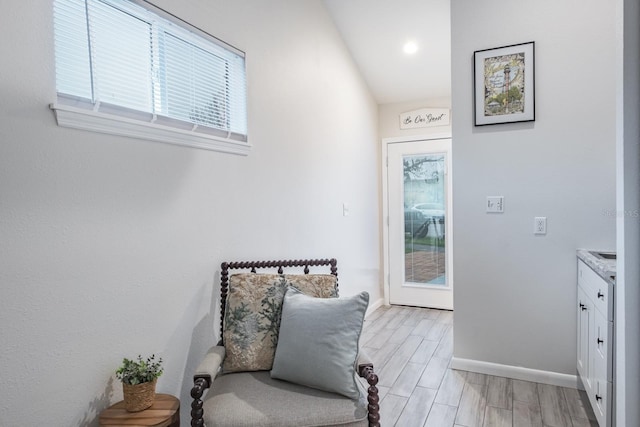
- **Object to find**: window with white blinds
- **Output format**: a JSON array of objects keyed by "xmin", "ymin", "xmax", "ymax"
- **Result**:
[{"xmin": 51, "ymin": 0, "xmax": 249, "ymax": 154}]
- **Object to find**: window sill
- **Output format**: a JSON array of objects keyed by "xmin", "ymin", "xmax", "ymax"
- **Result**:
[{"xmin": 50, "ymin": 103, "xmax": 251, "ymax": 156}]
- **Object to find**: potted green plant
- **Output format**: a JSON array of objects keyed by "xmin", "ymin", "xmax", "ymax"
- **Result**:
[{"xmin": 115, "ymin": 354, "xmax": 164, "ymax": 412}]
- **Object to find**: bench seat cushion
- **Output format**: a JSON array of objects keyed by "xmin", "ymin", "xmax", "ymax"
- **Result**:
[{"xmin": 203, "ymin": 371, "xmax": 367, "ymax": 427}]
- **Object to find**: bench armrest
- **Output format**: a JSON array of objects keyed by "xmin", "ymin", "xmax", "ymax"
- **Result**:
[
  {"xmin": 356, "ymin": 349, "xmax": 380, "ymax": 427},
  {"xmin": 357, "ymin": 349, "xmax": 373, "ymax": 371},
  {"xmin": 193, "ymin": 345, "xmax": 225, "ymax": 388},
  {"xmin": 191, "ymin": 346, "xmax": 225, "ymax": 427}
]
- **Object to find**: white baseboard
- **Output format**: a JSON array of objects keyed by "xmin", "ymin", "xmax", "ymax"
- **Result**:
[
  {"xmin": 365, "ymin": 297, "xmax": 385, "ymax": 318},
  {"xmin": 451, "ymin": 357, "xmax": 580, "ymax": 389}
]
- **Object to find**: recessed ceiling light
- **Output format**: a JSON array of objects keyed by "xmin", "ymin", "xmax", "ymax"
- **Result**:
[{"xmin": 403, "ymin": 41, "xmax": 418, "ymax": 55}]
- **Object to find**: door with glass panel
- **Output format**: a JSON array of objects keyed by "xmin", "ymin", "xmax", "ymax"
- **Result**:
[{"xmin": 387, "ymin": 138, "xmax": 453, "ymax": 309}]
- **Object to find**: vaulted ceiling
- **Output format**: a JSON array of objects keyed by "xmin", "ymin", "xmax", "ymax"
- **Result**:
[{"xmin": 323, "ymin": 0, "xmax": 451, "ymax": 105}]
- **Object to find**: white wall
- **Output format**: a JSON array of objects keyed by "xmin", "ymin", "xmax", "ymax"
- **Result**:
[
  {"xmin": 0, "ymin": 1, "xmax": 380, "ymax": 425},
  {"xmin": 451, "ymin": 1, "xmax": 616, "ymax": 376},
  {"xmin": 616, "ymin": 0, "xmax": 640, "ymax": 424}
]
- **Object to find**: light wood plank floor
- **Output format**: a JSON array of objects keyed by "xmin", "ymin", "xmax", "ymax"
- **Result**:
[{"xmin": 361, "ymin": 305, "xmax": 598, "ymax": 427}]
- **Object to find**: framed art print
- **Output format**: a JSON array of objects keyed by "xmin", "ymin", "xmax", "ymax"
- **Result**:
[{"xmin": 474, "ymin": 41, "xmax": 535, "ymax": 126}]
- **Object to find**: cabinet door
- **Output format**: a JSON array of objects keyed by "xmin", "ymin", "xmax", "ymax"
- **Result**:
[
  {"xmin": 577, "ymin": 286, "xmax": 592, "ymax": 392},
  {"xmin": 594, "ymin": 308, "xmax": 613, "ymax": 380},
  {"xmin": 578, "ymin": 260, "xmax": 614, "ymax": 320},
  {"xmin": 591, "ymin": 309, "xmax": 613, "ymax": 427},
  {"xmin": 592, "ymin": 377, "xmax": 612, "ymax": 427}
]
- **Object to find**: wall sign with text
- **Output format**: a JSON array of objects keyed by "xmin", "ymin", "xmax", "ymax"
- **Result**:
[{"xmin": 399, "ymin": 108, "xmax": 450, "ymax": 130}]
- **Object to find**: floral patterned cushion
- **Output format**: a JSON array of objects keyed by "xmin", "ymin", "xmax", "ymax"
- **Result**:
[{"xmin": 222, "ymin": 273, "xmax": 337, "ymax": 372}]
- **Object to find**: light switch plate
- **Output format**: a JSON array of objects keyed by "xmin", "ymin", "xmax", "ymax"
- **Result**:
[{"xmin": 486, "ymin": 196, "xmax": 504, "ymax": 213}]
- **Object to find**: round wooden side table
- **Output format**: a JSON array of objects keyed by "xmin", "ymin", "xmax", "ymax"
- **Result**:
[{"xmin": 99, "ymin": 393, "xmax": 180, "ymax": 426}]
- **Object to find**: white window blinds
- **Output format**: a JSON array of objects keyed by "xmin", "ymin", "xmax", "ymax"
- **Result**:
[{"xmin": 52, "ymin": 0, "xmax": 248, "ymax": 147}]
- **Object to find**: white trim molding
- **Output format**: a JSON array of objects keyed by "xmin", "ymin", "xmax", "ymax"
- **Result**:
[
  {"xmin": 365, "ymin": 298, "xmax": 385, "ymax": 319},
  {"xmin": 451, "ymin": 357, "xmax": 581, "ymax": 389},
  {"xmin": 50, "ymin": 104, "xmax": 252, "ymax": 156},
  {"xmin": 381, "ymin": 132, "xmax": 453, "ymax": 308}
]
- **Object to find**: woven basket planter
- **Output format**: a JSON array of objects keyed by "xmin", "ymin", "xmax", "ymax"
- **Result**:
[{"xmin": 122, "ymin": 378, "xmax": 157, "ymax": 412}]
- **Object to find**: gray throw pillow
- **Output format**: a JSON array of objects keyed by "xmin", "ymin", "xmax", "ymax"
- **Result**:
[{"xmin": 270, "ymin": 286, "xmax": 369, "ymax": 400}]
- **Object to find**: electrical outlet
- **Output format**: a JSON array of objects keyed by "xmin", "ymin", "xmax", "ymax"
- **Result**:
[{"xmin": 534, "ymin": 217, "xmax": 547, "ymax": 235}]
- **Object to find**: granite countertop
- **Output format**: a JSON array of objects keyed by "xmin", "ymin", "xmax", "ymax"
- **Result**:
[{"xmin": 577, "ymin": 249, "xmax": 616, "ymax": 285}]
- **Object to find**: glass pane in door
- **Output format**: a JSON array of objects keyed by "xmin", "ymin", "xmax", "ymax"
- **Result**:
[{"xmin": 403, "ymin": 154, "xmax": 446, "ymax": 285}]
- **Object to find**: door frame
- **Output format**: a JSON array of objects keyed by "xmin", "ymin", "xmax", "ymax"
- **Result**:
[{"xmin": 381, "ymin": 132, "xmax": 453, "ymax": 307}]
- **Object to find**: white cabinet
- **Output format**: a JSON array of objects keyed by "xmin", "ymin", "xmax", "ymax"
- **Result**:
[
  {"xmin": 577, "ymin": 259, "xmax": 614, "ymax": 427},
  {"xmin": 576, "ymin": 286, "xmax": 592, "ymax": 388}
]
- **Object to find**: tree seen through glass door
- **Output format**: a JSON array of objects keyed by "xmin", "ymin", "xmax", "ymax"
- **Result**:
[{"xmin": 403, "ymin": 154, "xmax": 446, "ymax": 285}]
